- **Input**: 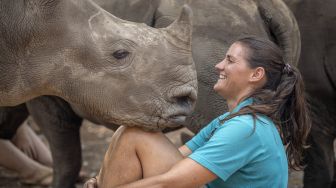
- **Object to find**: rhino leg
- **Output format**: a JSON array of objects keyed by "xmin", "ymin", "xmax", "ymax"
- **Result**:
[
  {"xmin": 26, "ymin": 96, "xmax": 82, "ymax": 188},
  {"xmin": 0, "ymin": 104, "xmax": 29, "ymax": 140},
  {"xmin": 333, "ymin": 162, "xmax": 336, "ymax": 187},
  {"xmin": 304, "ymin": 131, "xmax": 334, "ymax": 188},
  {"xmin": 304, "ymin": 98, "xmax": 336, "ymax": 188}
]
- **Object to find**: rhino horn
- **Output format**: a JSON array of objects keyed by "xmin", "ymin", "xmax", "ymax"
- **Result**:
[{"xmin": 163, "ymin": 5, "xmax": 193, "ymax": 48}]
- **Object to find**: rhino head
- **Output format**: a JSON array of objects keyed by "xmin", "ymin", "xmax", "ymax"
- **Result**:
[{"xmin": 0, "ymin": 0, "xmax": 197, "ymax": 131}]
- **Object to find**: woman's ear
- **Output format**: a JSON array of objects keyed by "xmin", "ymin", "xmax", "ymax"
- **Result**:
[{"xmin": 250, "ymin": 67, "xmax": 265, "ymax": 83}]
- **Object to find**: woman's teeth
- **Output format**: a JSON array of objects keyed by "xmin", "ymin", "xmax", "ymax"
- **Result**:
[{"xmin": 219, "ymin": 74, "xmax": 227, "ymax": 79}]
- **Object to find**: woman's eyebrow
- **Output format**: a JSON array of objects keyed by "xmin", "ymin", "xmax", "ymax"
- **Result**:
[{"xmin": 226, "ymin": 54, "xmax": 237, "ymax": 61}]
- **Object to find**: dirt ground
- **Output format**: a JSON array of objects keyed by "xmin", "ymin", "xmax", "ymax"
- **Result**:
[{"xmin": 0, "ymin": 120, "xmax": 303, "ymax": 188}]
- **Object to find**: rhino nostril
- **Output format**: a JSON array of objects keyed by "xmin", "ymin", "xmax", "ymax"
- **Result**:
[
  {"xmin": 173, "ymin": 95, "xmax": 193, "ymax": 109},
  {"xmin": 170, "ymin": 88, "xmax": 197, "ymax": 107}
]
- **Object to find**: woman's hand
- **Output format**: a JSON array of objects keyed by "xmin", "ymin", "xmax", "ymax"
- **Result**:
[{"xmin": 84, "ymin": 177, "xmax": 98, "ymax": 188}]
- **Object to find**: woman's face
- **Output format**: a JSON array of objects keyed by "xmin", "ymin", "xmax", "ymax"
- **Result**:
[{"xmin": 214, "ymin": 42, "xmax": 256, "ymax": 100}]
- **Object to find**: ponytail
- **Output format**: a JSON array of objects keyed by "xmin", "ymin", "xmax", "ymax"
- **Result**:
[{"xmin": 274, "ymin": 65, "xmax": 311, "ymax": 170}]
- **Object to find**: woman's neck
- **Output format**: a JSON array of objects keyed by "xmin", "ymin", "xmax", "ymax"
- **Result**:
[
  {"xmin": 226, "ymin": 90, "xmax": 253, "ymax": 112},
  {"xmin": 227, "ymin": 99, "xmax": 243, "ymax": 112}
]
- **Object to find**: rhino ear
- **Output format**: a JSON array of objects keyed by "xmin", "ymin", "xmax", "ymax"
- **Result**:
[
  {"xmin": 163, "ymin": 5, "xmax": 193, "ymax": 47},
  {"xmin": 258, "ymin": 0, "xmax": 301, "ymax": 66}
]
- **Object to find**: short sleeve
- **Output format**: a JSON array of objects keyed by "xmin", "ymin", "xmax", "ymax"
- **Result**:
[
  {"xmin": 185, "ymin": 118, "xmax": 219, "ymax": 151},
  {"xmin": 188, "ymin": 117, "xmax": 262, "ymax": 181}
]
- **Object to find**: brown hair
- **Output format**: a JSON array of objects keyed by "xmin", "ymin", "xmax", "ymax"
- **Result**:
[{"xmin": 223, "ymin": 37, "xmax": 311, "ymax": 170}]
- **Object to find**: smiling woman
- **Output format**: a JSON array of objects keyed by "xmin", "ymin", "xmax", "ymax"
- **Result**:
[{"xmin": 84, "ymin": 37, "xmax": 311, "ymax": 188}]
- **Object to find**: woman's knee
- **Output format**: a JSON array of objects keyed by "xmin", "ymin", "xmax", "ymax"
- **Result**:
[
  {"xmin": 113, "ymin": 126, "xmax": 178, "ymax": 157},
  {"xmin": 115, "ymin": 126, "xmax": 163, "ymax": 144}
]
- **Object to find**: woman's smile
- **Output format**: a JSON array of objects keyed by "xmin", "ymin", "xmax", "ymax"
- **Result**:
[{"xmin": 219, "ymin": 74, "xmax": 227, "ymax": 80}]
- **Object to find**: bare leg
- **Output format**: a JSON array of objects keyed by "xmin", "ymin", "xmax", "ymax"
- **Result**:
[
  {"xmin": 12, "ymin": 120, "xmax": 53, "ymax": 167},
  {"xmin": 12, "ymin": 118, "xmax": 88, "ymax": 182},
  {"xmin": 98, "ymin": 126, "xmax": 183, "ymax": 188},
  {"xmin": 0, "ymin": 139, "xmax": 52, "ymax": 185}
]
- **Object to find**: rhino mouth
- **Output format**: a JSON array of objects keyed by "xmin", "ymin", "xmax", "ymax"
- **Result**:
[
  {"xmin": 151, "ymin": 114, "xmax": 187, "ymax": 130},
  {"xmin": 166, "ymin": 114, "xmax": 187, "ymax": 124},
  {"xmin": 160, "ymin": 105, "xmax": 192, "ymax": 126},
  {"xmin": 101, "ymin": 110, "xmax": 190, "ymax": 131}
]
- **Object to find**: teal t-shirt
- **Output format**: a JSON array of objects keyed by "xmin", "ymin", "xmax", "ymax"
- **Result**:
[{"xmin": 186, "ymin": 98, "xmax": 288, "ymax": 188}]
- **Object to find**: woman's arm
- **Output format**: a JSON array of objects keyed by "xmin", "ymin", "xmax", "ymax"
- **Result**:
[
  {"xmin": 115, "ymin": 158, "xmax": 217, "ymax": 188},
  {"xmin": 84, "ymin": 148, "xmax": 203, "ymax": 188}
]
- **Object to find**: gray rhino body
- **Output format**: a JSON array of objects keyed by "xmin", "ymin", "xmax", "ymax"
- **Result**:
[
  {"xmin": 284, "ymin": 0, "xmax": 336, "ymax": 187},
  {"xmin": 96, "ymin": 0, "xmax": 300, "ymax": 132},
  {"xmin": 0, "ymin": 0, "xmax": 197, "ymax": 187},
  {"xmin": 107, "ymin": 1, "xmax": 336, "ymax": 187}
]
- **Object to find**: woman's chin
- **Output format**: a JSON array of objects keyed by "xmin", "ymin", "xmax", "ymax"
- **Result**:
[
  {"xmin": 213, "ymin": 84, "xmax": 219, "ymax": 92},
  {"xmin": 213, "ymin": 82, "xmax": 223, "ymax": 92},
  {"xmin": 213, "ymin": 85, "xmax": 223, "ymax": 94},
  {"xmin": 213, "ymin": 85, "xmax": 228, "ymax": 98}
]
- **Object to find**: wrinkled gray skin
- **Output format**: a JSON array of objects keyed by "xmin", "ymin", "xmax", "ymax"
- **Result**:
[
  {"xmin": 0, "ymin": 0, "xmax": 197, "ymax": 187},
  {"xmin": 284, "ymin": 1, "xmax": 336, "ymax": 187},
  {"xmin": 95, "ymin": 0, "xmax": 301, "ymax": 133}
]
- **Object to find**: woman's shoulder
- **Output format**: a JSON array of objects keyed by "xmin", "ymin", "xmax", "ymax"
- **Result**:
[
  {"xmin": 219, "ymin": 114, "xmax": 275, "ymax": 136},
  {"xmin": 224, "ymin": 114, "xmax": 274, "ymax": 126},
  {"xmin": 218, "ymin": 115, "xmax": 255, "ymax": 134},
  {"xmin": 214, "ymin": 115, "xmax": 260, "ymax": 142},
  {"xmin": 223, "ymin": 114, "xmax": 254, "ymax": 125}
]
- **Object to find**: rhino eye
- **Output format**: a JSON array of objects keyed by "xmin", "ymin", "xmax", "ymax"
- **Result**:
[{"xmin": 112, "ymin": 49, "xmax": 130, "ymax": 59}]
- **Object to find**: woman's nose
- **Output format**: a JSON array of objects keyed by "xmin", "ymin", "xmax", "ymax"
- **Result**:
[{"xmin": 215, "ymin": 59, "xmax": 225, "ymax": 70}]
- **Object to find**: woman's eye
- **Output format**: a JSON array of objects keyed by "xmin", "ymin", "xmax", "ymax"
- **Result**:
[
  {"xmin": 112, "ymin": 49, "xmax": 130, "ymax": 59},
  {"xmin": 228, "ymin": 58, "xmax": 234, "ymax": 63}
]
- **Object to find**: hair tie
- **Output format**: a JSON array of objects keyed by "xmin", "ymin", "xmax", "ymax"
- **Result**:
[{"xmin": 283, "ymin": 63, "xmax": 292, "ymax": 74}]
